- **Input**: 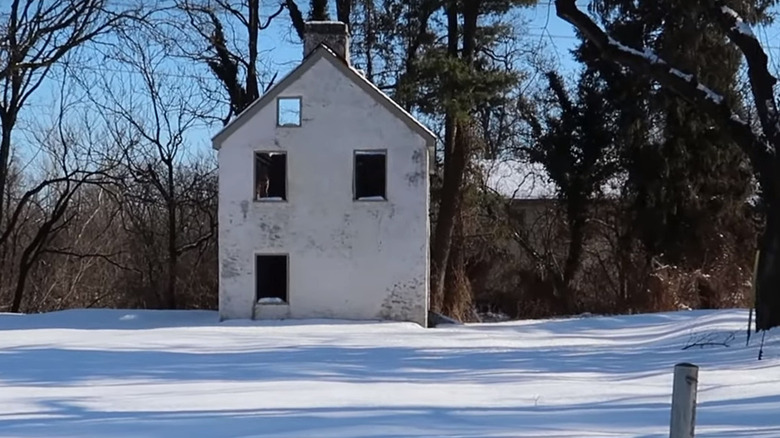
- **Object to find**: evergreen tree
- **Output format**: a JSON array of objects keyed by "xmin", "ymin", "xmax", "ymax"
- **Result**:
[
  {"xmin": 519, "ymin": 70, "xmax": 619, "ymax": 312},
  {"xmin": 417, "ymin": 1, "xmax": 534, "ymax": 317},
  {"xmin": 554, "ymin": 0, "xmax": 780, "ymax": 329},
  {"xmin": 350, "ymin": 0, "xmax": 535, "ymax": 317},
  {"xmin": 574, "ymin": 0, "xmax": 767, "ymax": 266}
]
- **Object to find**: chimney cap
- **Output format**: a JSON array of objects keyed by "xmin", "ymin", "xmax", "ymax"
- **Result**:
[{"xmin": 304, "ymin": 20, "xmax": 349, "ymax": 34}]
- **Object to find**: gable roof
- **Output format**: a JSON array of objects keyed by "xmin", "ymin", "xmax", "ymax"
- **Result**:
[{"xmin": 211, "ymin": 45, "xmax": 438, "ymax": 149}]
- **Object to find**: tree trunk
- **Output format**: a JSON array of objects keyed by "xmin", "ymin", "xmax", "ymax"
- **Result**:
[
  {"xmin": 429, "ymin": 0, "xmax": 461, "ymax": 311},
  {"xmin": 310, "ymin": 0, "xmax": 329, "ymax": 20},
  {"xmin": 0, "ymin": 117, "xmax": 14, "ymax": 293},
  {"xmin": 246, "ymin": 0, "xmax": 259, "ymax": 103},
  {"xmin": 10, "ymin": 256, "xmax": 28, "ymax": 313},
  {"xmin": 165, "ymin": 170, "xmax": 178, "ymax": 309},
  {"xmin": 461, "ymin": 0, "xmax": 478, "ymax": 59},
  {"xmin": 443, "ymin": 209, "xmax": 471, "ymax": 320},
  {"xmin": 431, "ymin": 117, "xmax": 460, "ymax": 310},
  {"xmin": 11, "ymin": 212, "xmax": 51, "ymax": 313},
  {"xmin": 754, "ymin": 204, "xmax": 780, "ymax": 331},
  {"xmin": 560, "ymin": 205, "xmax": 587, "ymax": 313},
  {"xmin": 336, "ymin": 0, "xmax": 352, "ymax": 26},
  {"xmin": 363, "ymin": 0, "xmax": 374, "ymax": 81},
  {"xmin": 0, "ymin": 122, "xmax": 11, "ymax": 226}
]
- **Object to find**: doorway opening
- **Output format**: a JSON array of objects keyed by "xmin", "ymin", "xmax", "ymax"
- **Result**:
[{"xmin": 255, "ymin": 254, "xmax": 288, "ymax": 304}]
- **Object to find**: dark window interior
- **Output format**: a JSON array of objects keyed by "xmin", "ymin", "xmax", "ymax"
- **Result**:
[
  {"xmin": 354, "ymin": 152, "xmax": 386, "ymax": 200},
  {"xmin": 255, "ymin": 255, "xmax": 288, "ymax": 302},
  {"xmin": 255, "ymin": 152, "xmax": 286, "ymax": 200}
]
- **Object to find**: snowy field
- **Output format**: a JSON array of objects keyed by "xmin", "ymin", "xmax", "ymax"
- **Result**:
[{"xmin": 0, "ymin": 309, "xmax": 779, "ymax": 437}]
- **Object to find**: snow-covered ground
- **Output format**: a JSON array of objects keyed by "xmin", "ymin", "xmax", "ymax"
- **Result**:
[{"xmin": 0, "ymin": 309, "xmax": 778, "ymax": 437}]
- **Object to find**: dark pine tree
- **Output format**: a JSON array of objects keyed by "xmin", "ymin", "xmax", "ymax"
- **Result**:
[{"xmin": 574, "ymin": 0, "xmax": 767, "ymax": 268}]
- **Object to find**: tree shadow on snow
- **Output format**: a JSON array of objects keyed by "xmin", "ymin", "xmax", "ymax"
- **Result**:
[
  {"xmin": 0, "ymin": 308, "xmax": 396, "ymax": 331},
  {"xmin": 2, "ymin": 396, "xmax": 780, "ymax": 438},
  {"xmin": 0, "ymin": 308, "xmax": 776, "ymax": 437},
  {"xmin": 0, "ymin": 332, "xmax": 770, "ymax": 386},
  {"xmin": 0, "ymin": 309, "xmax": 768, "ymax": 386},
  {"xmin": 0, "ymin": 398, "xmax": 686, "ymax": 438}
]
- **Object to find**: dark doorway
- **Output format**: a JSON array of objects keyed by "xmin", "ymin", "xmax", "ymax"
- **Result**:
[{"xmin": 255, "ymin": 255, "xmax": 288, "ymax": 303}]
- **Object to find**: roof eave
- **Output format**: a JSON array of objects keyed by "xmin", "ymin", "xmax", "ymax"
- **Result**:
[
  {"xmin": 211, "ymin": 45, "xmax": 439, "ymax": 150},
  {"xmin": 211, "ymin": 49, "xmax": 328, "ymax": 150}
]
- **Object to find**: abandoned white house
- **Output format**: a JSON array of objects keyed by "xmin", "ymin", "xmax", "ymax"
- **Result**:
[{"xmin": 212, "ymin": 21, "xmax": 436, "ymax": 327}]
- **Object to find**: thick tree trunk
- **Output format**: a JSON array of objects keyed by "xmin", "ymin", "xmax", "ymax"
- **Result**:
[
  {"xmin": 429, "ymin": 0, "xmax": 461, "ymax": 311},
  {"xmin": 754, "ymin": 205, "xmax": 780, "ymax": 331},
  {"xmin": 443, "ymin": 200, "xmax": 470, "ymax": 319},
  {"xmin": 336, "ymin": 0, "xmax": 352, "ymax": 25},
  {"xmin": 310, "ymin": 0, "xmax": 329, "ymax": 20},
  {"xmin": 560, "ymin": 211, "xmax": 587, "ymax": 314},
  {"xmin": 0, "ymin": 124, "xmax": 11, "ymax": 227},
  {"xmin": 431, "ymin": 116, "xmax": 460, "ymax": 310},
  {"xmin": 0, "ymin": 121, "xmax": 14, "ymax": 298},
  {"xmin": 11, "ymin": 245, "xmax": 35, "ymax": 313}
]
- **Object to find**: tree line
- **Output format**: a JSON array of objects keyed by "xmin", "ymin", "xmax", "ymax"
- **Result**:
[{"xmin": 1, "ymin": 0, "xmax": 778, "ymax": 330}]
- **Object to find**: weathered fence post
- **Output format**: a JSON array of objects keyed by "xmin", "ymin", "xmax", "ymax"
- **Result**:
[{"xmin": 669, "ymin": 362, "xmax": 699, "ymax": 438}]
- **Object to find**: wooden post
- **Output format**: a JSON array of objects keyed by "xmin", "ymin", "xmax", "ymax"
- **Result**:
[{"xmin": 670, "ymin": 362, "xmax": 699, "ymax": 438}]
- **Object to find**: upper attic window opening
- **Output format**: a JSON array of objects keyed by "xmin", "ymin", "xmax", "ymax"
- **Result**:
[{"xmin": 277, "ymin": 97, "xmax": 301, "ymax": 127}]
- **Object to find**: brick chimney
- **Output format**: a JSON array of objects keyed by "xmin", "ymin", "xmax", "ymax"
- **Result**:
[{"xmin": 303, "ymin": 21, "xmax": 350, "ymax": 65}]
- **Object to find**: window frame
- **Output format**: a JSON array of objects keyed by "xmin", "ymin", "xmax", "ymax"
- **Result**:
[
  {"xmin": 353, "ymin": 149, "xmax": 388, "ymax": 202},
  {"xmin": 254, "ymin": 151, "xmax": 288, "ymax": 202},
  {"xmin": 276, "ymin": 96, "xmax": 302, "ymax": 127},
  {"xmin": 254, "ymin": 253, "xmax": 289, "ymax": 304}
]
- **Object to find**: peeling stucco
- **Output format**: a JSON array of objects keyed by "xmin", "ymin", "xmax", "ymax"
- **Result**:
[
  {"xmin": 406, "ymin": 150, "xmax": 427, "ymax": 187},
  {"xmin": 239, "ymin": 200, "xmax": 249, "ymax": 220},
  {"xmin": 379, "ymin": 276, "xmax": 427, "ymax": 323},
  {"xmin": 220, "ymin": 256, "xmax": 241, "ymax": 279}
]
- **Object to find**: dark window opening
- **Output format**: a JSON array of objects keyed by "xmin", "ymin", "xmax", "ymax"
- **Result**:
[
  {"xmin": 255, "ymin": 152, "xmax": 286, "ymax": 201},
  {"xmin": 354, "ymin": 151, "xmax": 386, "ymax": 200},
  {"xmin": 277, "ymin": 97, "xmax": 301, "ymax": 126},
  {"xmin": 255, "ymin": 255, "xmax": 288, "ymax": 303}
]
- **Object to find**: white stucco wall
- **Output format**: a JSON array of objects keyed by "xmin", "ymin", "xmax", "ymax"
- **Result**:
[{"xmin": 217, "ymin": 56, "xmax": 430, "ymax": 326}]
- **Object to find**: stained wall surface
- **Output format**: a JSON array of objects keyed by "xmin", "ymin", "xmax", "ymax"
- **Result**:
[{"xmin": 217, "ymin": 55, "xmax": 430, "ymax": 326}]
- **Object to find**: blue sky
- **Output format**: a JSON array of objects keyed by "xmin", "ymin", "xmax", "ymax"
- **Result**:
[{"xmin": 17, "ymin": 1, "xmax": 780, "ymax": 166}]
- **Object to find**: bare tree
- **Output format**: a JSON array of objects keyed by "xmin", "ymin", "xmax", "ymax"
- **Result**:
[
  {"xmin": 0, "ymin": 0, "xmax": 141, "ymax": 301},
  {"xmin": 552, "ymin": 0, "xmax": 780, "ymax": 331},
  {"xmin": 8, "ymin": 128, "xmax": 121, "ymax": 312},
  {"xmin": 29, "ymin": 183, "xmax": 129, "ymax": 311},
  {"xmin": 172, "ymin": 0, "xmax": 305, "ymax": 124},
  {"xmin": 87, "ymin": 21, "xmax": 217, "ymax": 309},
  {"xmin": 0, "ymin": 87, "xmax": 125, "ymax": 312}
]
